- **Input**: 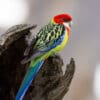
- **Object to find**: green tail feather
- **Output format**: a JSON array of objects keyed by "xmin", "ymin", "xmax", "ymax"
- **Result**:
[{"xmin": 15, "ymin": 60, "xmax": 44, "ymax": 100}]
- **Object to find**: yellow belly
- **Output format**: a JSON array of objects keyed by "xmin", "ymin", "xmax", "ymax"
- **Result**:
[{"xmin": 53, "ymin": 30, "xmax": 68, "ymax": 52}]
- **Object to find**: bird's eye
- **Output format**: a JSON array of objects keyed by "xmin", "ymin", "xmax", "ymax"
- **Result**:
[{"xmin": 61, "ymin": 18, "xmax": 69, "ymax": 22}]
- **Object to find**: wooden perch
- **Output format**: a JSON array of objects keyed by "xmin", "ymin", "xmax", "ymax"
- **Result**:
[{"xmin": 0, "ymin": 24, "xmax": 75, "ymax": 100}]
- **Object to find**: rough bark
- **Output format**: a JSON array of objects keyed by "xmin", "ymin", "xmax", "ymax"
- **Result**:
[{"xmin": 0, "ymin": 24, "xmax": 75, "ymax": 100}]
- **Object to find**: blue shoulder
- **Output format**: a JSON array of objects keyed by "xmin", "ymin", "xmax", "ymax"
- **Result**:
[{"xmin": 41, "ymin": 34, "xmax": 64, "ymax": 52}]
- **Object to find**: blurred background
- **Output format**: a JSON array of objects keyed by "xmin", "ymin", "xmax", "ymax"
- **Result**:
[{"xmin": 0, "ymin": 0, "xmax": 100, "ymax": 100}]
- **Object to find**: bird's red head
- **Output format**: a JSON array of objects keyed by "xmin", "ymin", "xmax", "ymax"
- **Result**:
[
  {"xmin": 53, "ymin": 14, "xmax": 72, "ymax": 24},
  {"xmin": 52, "ymin": 13, "xmax": 72, "ymax": 29}
]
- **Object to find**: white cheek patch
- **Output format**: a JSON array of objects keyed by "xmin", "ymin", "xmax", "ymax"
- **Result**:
[{"xmin": 63, "ymin": 22, "xmax": 70, "ymax": 29}]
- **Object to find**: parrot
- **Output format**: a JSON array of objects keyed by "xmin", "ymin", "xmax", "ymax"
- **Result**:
[{"xmin": 15, "ymin": 13, "xmax": 72, "ymax": 100}]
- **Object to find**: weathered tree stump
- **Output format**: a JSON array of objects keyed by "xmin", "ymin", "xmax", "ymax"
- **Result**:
[{"xmin": 0, "ymin": 24, "xmax": 75, "ymax": 100}]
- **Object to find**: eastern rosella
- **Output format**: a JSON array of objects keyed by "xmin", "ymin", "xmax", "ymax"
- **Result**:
[{"xmin": 15, "ymin": 13, "xmax": 72, "ymax": 100}]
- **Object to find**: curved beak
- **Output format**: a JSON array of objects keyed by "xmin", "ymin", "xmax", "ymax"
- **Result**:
[{"xmin": 69, "ymin": 21, "xmax": 73, "ymax": 27}]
